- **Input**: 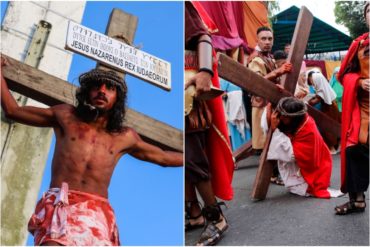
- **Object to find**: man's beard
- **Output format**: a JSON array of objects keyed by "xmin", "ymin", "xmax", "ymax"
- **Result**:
[{"xmin": 80, "ymin": 102, "xmax": 108, "ymax": 122}]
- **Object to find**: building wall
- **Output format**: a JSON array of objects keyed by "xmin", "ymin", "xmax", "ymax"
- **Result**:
[{"xmin": 0, "ymin": 2, "xmax": 86, "ymax": 245}]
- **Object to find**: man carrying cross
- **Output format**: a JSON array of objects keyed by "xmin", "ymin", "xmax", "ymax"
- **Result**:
[
  {"xmin": 266, "ymin": 97, "xmax": 334, "ymax": 198},
  {"xmin": 1, "ymin": 58, "xmax": 183, "ymax": 246},
  {"xmin": 246, "ymin": 26, "xmax": 292, "ymax": 184}
]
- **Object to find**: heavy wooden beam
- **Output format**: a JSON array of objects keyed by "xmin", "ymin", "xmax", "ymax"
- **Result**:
[
  {"xmin": 280, "ymin": 6, "xmax": 313, "ymax": 93},
  {"xmin": 218, "ymin": 53, "xmax": 291, "ymax": 104},
  {"xmin": 251, "ymin": 6, "xmax": 314, "ymax": 200},
  {"xmin": 1, "ymin": 54, "xmax": 183, "ymax": 152},
  {"xmin": 217, "ymin": 54, "xmax": 340, "ymax": 138},
  {"xmin": 218, "ymin": 6, "xmax": 340, "ymax": 200},
  {"xmin": 250, "ymin": 131, "xmax": 275, "ymax": 200},
  {"xmin": 233, "ymin": 140, "xmax": 253, "ymax": 163}
]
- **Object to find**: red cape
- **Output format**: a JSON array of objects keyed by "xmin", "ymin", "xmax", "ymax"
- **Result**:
[
  {"xmin": 336, "ymin": 33, "xmax": 368, "ymax": 192},
  {"xmin": 205, "ymin": 50, "xmax": 234, "ymax": 201},
  {"xmin": 290, "ymin": 115, "xmax": 332, "ymax": 198}
]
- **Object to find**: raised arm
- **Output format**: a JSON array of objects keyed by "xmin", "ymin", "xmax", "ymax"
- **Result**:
[
  {"xmin": 127, "ymin": 128, "xmax": 183, "ymax": 167},
  {"xmin": 1, "ymin": 57, "xmax": 57, "ymax": 127}
]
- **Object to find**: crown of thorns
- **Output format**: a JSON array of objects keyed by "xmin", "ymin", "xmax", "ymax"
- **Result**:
[
  {"xmin": 276, "ymin": 97, "xmax": 307, "ymax": 117},
  {"xmin": 79, "ymin": 69, "xmax": 126, "ymax": 89}
]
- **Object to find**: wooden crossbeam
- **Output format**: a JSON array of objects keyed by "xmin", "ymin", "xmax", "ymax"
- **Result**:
[
  {"xmin": 217, "ymin": 54, "xmax": 340, "ymax": 138},
  {"xmin": 233, "ymin": 140, "xmax": 253, "ymax": 163},
  {"xmin": 1, "ymin": 53, "xmax": 183, "ymax": 152}
]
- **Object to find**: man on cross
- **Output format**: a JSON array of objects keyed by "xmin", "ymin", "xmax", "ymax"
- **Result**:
[{"xmin": 1, "ymin": 58, "xmax": 183, "ymax": 246}]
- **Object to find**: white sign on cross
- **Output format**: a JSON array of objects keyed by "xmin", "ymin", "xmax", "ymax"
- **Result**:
[{"xmin": 65, "ymin": 20, "xmax": 171, "ymax": 91}]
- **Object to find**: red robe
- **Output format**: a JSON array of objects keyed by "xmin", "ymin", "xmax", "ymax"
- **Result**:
[
  {"xmin": 289, "ymin": 115, "xmax": 332, "ymax": 198},
  {"xmin": 337, "ymin": 32, "xmax": 369, "ymax": 192}
]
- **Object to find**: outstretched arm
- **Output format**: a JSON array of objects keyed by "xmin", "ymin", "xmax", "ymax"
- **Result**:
[
  {"xmin": 128, "ymin": 129, "xmax": 183, "ymax": 167},
  {"xmin": 1, "ymin": 57, "xmax": 57, "ymax": 127}
]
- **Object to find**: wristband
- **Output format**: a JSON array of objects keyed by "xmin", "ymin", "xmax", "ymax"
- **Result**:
[
  {"xmin": 199, "ymin": 67, "xmax": 214, "ymax": 77},
  {"xmin": 198, "ymin": 39, "xmax": 213, "ymax": 46},
  {"xmin": 198, "ymin": 34, "xmax": 213, "ymax": 78}
]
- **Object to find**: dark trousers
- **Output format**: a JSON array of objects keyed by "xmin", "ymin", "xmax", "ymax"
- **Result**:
[
  {"xmin": 344, "ymin": 144, "xmax": 369, "ymax": 193},
  {"xmin": 185, "ymin": 131, "xmax": 211, "ymax": 184}
]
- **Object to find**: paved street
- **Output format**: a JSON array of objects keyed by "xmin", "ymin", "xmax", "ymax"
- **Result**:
[{"xmin": 186, "ymin": 154, "xmax": 369, "ymax": 246}]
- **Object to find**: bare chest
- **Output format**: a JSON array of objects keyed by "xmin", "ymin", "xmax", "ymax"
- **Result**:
[{"xmin": 55, "ymin": 121, "xmax": 122, "ymax": 168}]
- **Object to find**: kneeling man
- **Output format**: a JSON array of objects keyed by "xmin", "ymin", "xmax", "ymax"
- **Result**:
[{"xmin": 265, "ymin": 97, "xmax": 339, "ymax": 198}]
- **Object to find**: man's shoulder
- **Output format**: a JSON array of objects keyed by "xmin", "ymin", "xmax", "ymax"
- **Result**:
[
  {"xmin": 250, "ymin": 56, "xmax": 265, "ymax": 64},
  {"xmin": 51, "ymin": 104, "xmax": 76, "ymax": 118},
  {"xmin": 112, "ymin": 126, "xmax": 136, "ymax": 139},
  {"xmin": 51, "ymin": 104, "xmax": 75, "ymax": 111},
  {"xmin": 110, "ymin": 127, "xmax": 140, "ymax": 150},
  {"xmin": 247, "ymin": 52, "xmax": 265, "ymax": 66},
  {"xmin": 247, "ymin": 55, "xmax": 266, "ymax": 74}
]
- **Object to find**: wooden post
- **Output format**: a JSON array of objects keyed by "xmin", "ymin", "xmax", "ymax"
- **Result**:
[
  {"xmin": 0, "ymin": 2, "xmax": 86, "ymax": 245},
  {"xmin": 96, "ymin": 8, "xmax": 138, "ymax": 79},
  {"xmin": 1, "ymin": 20, "xmax": 54, "ymax": 246}
]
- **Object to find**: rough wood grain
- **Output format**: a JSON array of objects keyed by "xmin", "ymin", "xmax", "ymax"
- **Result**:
[
  {"xmin": 1, "ymin": 54, "xmax": 183, "ymax": 151},
  {"xmin": 251, "ymin": 6, "xmax": 314, "ymax": 200}
]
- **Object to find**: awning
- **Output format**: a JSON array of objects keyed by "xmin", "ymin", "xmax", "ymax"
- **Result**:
[{"xmin": 272, "ymin": 6, "xmax": 352, "ymax": 54}]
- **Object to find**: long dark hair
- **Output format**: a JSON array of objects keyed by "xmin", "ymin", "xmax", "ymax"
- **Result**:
[
  {"xmin": 277, "ymin": 97, "xmax": 307, "ymax": 134},
  {"xmin": 75, "ymin": 69, "xmax": 128, "ymax": 133}
]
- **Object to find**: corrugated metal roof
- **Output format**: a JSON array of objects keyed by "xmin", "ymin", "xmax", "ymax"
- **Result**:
[{"xmin": 271, "ymin": 6, "xmax": 352, "ymax": 54}]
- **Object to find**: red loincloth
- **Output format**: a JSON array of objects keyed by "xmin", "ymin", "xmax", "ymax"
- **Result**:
[
  {"xmin": 337, "ymin": 33, "xmax": 369, "ymax": 192},
  {"xmin": 289, "ymin": 115, "xmax": 332, "ymax": 198},
  {"xmin": 28, "ymin": 182, "xmax": 120, "ymax": 246}
]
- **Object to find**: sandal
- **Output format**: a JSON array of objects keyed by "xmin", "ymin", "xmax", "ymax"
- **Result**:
[
  {"xmin": 270, "ymin": 175, "xmax": 284, "ymax": 186},
  {"xmin": 335, "ymin": 200, "xmax": 366, "ymax": 215},
  {"xmin": 186, "ymin": 201, "xmax": 205, "ymax": 231},
  {"xmin": 196, "ymin": 202, "xmax": 228, "ymax": 246},
  {"xmin": 196, "ymin": 216, "xmax": 228, "ymax": 246}
]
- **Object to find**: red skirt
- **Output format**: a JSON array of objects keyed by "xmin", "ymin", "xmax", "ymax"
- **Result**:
[{"xmin": 28, "ymin": 182, "xmax": 120, "ymax": 246}]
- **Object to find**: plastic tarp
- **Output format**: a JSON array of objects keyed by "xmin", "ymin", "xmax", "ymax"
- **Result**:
[{"xmin": 242, "ymin": 1, "xmax": 270, "ymax": 49}]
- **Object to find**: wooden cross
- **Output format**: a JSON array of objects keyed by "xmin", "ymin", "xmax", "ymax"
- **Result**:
[
  {"xmin": 1, "ymin": 9, "xmax": 182, "ymax": 152},
  {"xmin": 217, "ymin": 6, "xmax": 341, "ymax": 200}
]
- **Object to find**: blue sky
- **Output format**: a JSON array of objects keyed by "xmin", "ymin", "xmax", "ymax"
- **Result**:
[{"xmin": 1, "ymin": 1, "xmax": 184, "ymax": 246}]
